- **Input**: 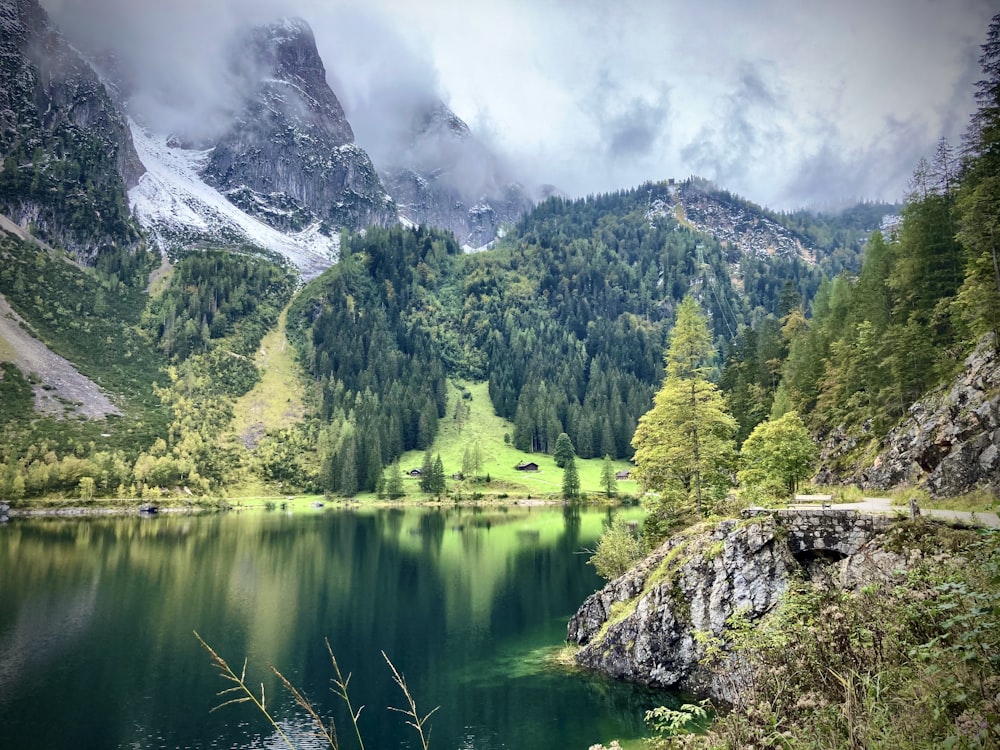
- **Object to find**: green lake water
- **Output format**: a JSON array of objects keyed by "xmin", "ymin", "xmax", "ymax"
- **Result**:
[{"xmin": 0, "ymin": 505, "xmax": 669, "ymax": 749}]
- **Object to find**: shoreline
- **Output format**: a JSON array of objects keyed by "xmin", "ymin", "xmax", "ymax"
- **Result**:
[{"xmin": 1, "ymin": 494, "xmax": 589, "ymax": 520}]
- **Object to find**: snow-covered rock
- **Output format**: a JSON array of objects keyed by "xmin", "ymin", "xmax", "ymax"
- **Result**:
[{"xmin": 129, "ymin": 123, "xmax": 338, "ymax": 279}]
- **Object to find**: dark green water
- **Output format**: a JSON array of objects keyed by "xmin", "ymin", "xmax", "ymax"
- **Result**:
[{"xmin": 0, "ymin": 505, "xmax": 667, "ymax": 749}]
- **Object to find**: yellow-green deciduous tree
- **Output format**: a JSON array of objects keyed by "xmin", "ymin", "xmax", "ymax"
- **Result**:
[
  {"xmin": 632, "ymin": 296, "xmax": 736, "ymax": 516},
  {"xmin": 738, "ymin": 411, "xmax": 817, "ymax": 498}
]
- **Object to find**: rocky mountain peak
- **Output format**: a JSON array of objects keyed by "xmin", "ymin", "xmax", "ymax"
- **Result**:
[
  {"xmin": 379, "ymin": 97, "xmax": 536, "ymax": 248},
  {"xmin": 230, "ymin": 16, "xmax": 354, "ymax": 146},
  {"xmin": 202, "ymin": 16, "xmax": 395, "ymax": 234},
  {"xmin": 412, "ymin": 100, "xmax": 471, "ymax": 142}
]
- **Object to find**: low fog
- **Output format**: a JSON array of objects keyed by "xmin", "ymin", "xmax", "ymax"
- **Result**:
[{"xmin": 41, "ymin": 0, "xmax": 995, "ymax": 210}]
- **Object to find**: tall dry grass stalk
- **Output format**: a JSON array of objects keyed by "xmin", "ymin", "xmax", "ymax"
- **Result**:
[{"xmin": 195, "ymin": 631, "xmax": 438, "ymax": 750}]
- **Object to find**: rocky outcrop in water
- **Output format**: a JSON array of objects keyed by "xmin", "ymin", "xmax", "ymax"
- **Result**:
[
  {"xmin": 568, "ymin": 516, "xmax": 795, "ymax": 701},
  {"xmin": 820, "ymin": 338, "xmax": 1000, "ymax": 497},
  {"xmin": 567, "ymin": 510, "xmax": 904, "ymax": 703},
  {"xmin": 203, "ymin": 18, "xmax": 396, "ymax": 233}
]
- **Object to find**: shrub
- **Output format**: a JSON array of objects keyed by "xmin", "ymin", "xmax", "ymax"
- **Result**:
[{"xmin": 588, "ymin": 516, "xmax": 645, "ymax": 580}]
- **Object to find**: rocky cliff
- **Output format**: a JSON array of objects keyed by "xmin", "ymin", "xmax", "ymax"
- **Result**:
[
  {"xmin": 378, "ymin": 100, "xmax": 537, "ymax": 248},
  {"xmin": 0, "ymin": 0, "xmax": 143, "ymax": 260},
  {"xmin": 645, "ymin": 178, "xmax": 816, "ymax": 263},
  {"xmin": 818, "ymin": 337, "xmax": 1000, "ymax": 497},
  {"xmin": 567, "ymin": 510, "xmax": 903, "ymax": 703},
  {"xmin": 202, "ymin": 18, "xmax": 396, "ymax": 233}
]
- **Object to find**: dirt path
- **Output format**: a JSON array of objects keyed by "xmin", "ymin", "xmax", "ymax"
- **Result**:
[{"xmin": 0, "ymin": 294, "xmax": 120, "ymax": 420}]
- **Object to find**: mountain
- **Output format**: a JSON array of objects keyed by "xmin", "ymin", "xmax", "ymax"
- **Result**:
[
  {"xmin": 0, "ymin": 3, "xmax": 536, "ymax": 271},
  {"xmin": 378, "ymin": 100, "xmax": 540, "ymax": 249},
  {"xmin": 128, "ymin": 121, "xmax": 341, "ymax": 279},
  {"xmin": 202, "ymin": 18, "xmax": 396, "ymax": 234},
  {"xmin": 0, "ymin": 0, "xmax": 143, "ymax": 261},
  {"xmin": 125, "ymin": 17, "xmax": 401, "ymax": 276},
  {"xmin": 2, "ymin": 0, "xmax": 989, "ymax": 507}
]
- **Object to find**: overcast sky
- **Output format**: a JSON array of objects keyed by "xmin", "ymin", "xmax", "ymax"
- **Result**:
[{"xmin": 44, "ymin": 0, "xmax": 995, "ymax": 210}]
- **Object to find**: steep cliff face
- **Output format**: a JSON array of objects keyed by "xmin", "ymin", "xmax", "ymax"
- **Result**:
[
  {"xmin": 203, "ymin": 18, "xmax": 396, "ymax": 233},
  {"xmin": 378, "ymin": 101, "xmax": 536, "ymax": 248},
  {"xmin": 819, "ymin": 338, "xmax": 1000, "ymax": 497},
  {"xmin": 568, "ymin": 517, "xmax": 796, "ymax": 701},
  {"xmin": 568, "ymin": 511, "xmax": 904, "ymax": 703},
  {"xmin": 0, "ymin": 0, "xmax": 143, "ymax": 260}
]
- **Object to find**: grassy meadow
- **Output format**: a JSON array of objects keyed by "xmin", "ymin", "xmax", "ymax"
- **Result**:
[{"xmin": 393, "ymin": 381, "xmax": 640, "ymax": 502}]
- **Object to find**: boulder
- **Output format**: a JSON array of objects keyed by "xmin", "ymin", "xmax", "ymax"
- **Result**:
[{"xmin": 567, "ymin": 517, "xmax": 796, "ymax": 703}]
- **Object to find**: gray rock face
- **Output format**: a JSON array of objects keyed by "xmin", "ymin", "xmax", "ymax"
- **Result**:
[
  {"xmin": 378, "ymin": 101, "xmax": 536, "ymax": 247},
  {"xmin": 203, "ymin": 18, "xmax": 396, "ymax": 233},
  {"xmin": 852, "ymin": 338, "xmax": 1000, "ymax": 497},
  {"xmin": 567, "ymin": 510, "xmax": 903, "ymax": 703},
  {"xmin": 644, "ymin": 179, "xmax": 817, "ymax": 262},
  {"xmin": 568, "ymin": 517, "xmax": 796, "ymax": 701},
  {"xmin": 0, "ymin": 0, "xmax": 143, "ymax": 259}
]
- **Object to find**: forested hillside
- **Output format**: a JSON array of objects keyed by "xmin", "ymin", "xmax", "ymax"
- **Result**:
[
  {"xmin": 280, "ymin": 181, "xmax": 895, "ymax": 497},
  {"xmin": 0, "ymin": 240, "xmax": 295, "ymax": 499},
  {"xmin": 0, "ymin": 169, "xmax": 898, "ymax": 501},
  {"xmin": 717, "ymin": 16, "xmax": 1000, "ymax": 491}
]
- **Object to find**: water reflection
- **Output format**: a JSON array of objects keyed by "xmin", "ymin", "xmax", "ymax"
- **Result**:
[{"xmin": 0, "ymin": 506, "xmax": 661, "ymax": 749}]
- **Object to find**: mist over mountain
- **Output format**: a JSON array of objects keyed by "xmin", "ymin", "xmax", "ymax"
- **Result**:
[
  {"xmin": 55, "ymin": 5, "xmax": 542, "ymax": 251},
  {"xmin": 40, "ymin": 0, "xmax": 992, "ymax": 212},
  {"xmin": 379, "ymin": 99, "xmax": 544, "ymax": 248}
]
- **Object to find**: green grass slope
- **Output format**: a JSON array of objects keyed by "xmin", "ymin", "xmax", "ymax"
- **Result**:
[
  {"xmin": 396, "ymin": 381, "xmax": 640, "ymax": 500},
  {"xmin": 228, "ymin": 304, "xmax": 308, "ymax": 447}
]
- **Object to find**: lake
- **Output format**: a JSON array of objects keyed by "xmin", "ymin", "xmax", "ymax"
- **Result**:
[{"xmin": 0, "ymin": 505, "xmax": 670, "ymax": 749}]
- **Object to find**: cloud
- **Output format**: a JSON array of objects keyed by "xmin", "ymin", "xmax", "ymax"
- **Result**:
[
  {"xmin": 679, "ymin": 62, "xmax": 789, "ymax": 193},
  {"xmin": 590, "ymin": 76, "xmax": 672, "ymax": 161},
  {"xmin": 779, "ymin": 116, "xmax": 932, "ymax": 209},
  {"xmin": 40, "ymin": 0, "xmax": 996, "ymax": 210},
  {"xmin": 43, "ymin": 0, "xmax": 288, "ymax": 141},
  {"xmin": 301, "ymin": 5, "xmax": 445, "ymax": 165}
]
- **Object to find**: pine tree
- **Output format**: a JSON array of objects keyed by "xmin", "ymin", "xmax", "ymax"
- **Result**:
[
  {"xmin": 600, "ymin": 454, "xmax": 617, "ymax": 498},
  {"xmin": 562, "ymin": 456, "xmax": 580, "ymax": 500},
  {"xmin": 419, "ymin": 449, "xmax": 433, "ymax": 493},
  {"xmin": 431, "ymin": 454, "xmax": 446, "ymax": 497},
  {"xmin": 461, "ymin": 446, "xmax": 473, "ymax": 479},
  {"xmin": 338, "ymin": 433, "xmax": 358, "ymax": 498},
  {"xmin": 632, "ymin": 296, "xmax": 736, "ymax": 515},
  {"xmin": 471, "ymin": 442, "xmax": 483, "ymax": 478},
  {"xmin": 386, "ymin": 461, "xmax": 404, "ymax": 499},
  {"xmin": 957, "ymin": 13, "xmax": 1000, "ymax": 344},
  {"xmin": 553, "ymin": 432, "xmax": 575, "ymax": 468}
]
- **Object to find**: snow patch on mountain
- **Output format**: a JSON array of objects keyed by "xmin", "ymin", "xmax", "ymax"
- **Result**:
[{"xmin": 128, "ymin": 121, "xmax": 338, "ymax": 279}]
